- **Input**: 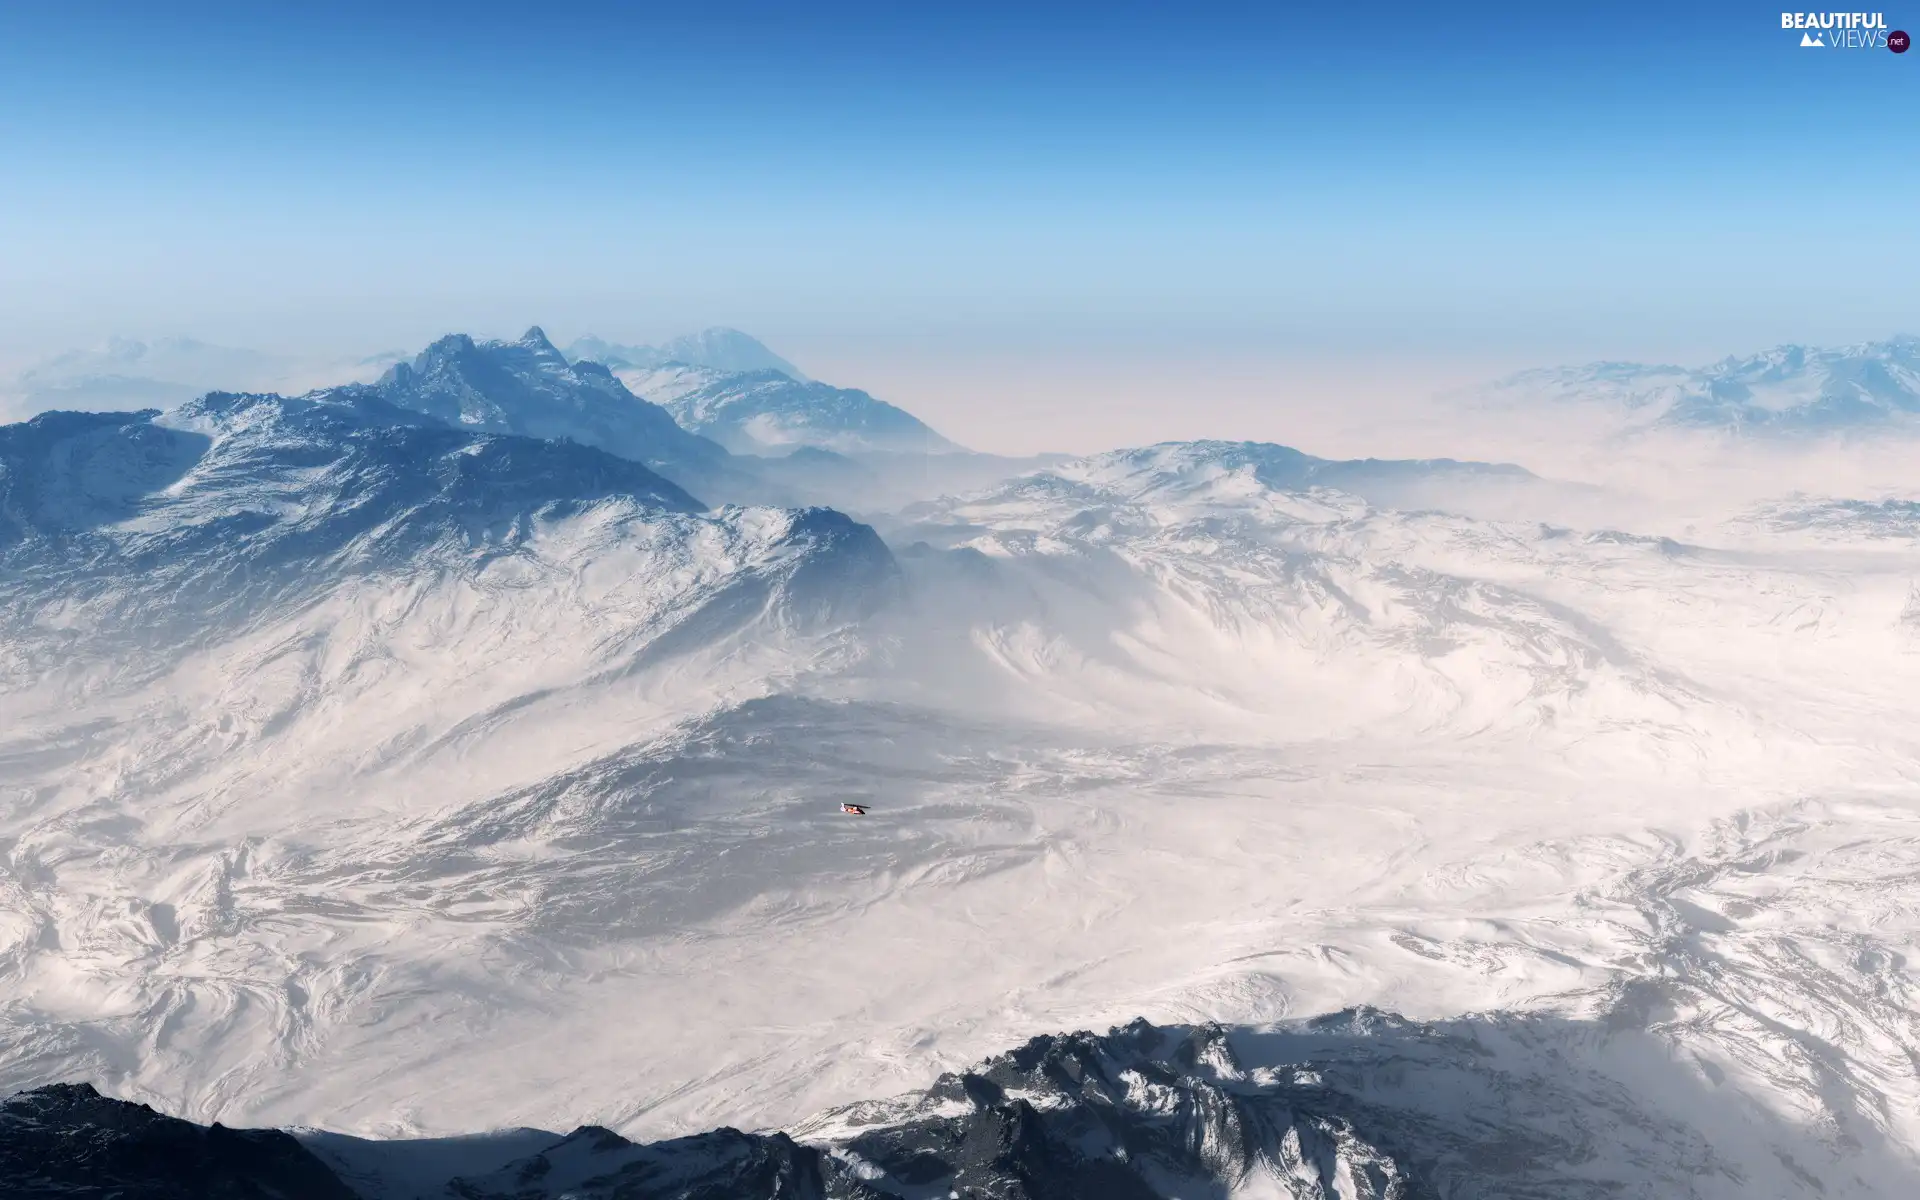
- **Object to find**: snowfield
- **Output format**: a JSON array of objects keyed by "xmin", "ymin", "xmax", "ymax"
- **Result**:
[{"xmin": 5, "ymin": 368, "xmax": 1920, "ymax": 1195}]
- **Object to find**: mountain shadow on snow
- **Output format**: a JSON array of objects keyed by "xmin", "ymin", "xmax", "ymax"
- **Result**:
[
  {"xmin": 0, "ymin": 392, "xmax": 876, "ymax": 676},
  {"xmin": 0, "ymin": 409, "xmax": 210, "ymax": 545}
]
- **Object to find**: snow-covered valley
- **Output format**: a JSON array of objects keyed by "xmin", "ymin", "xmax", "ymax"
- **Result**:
[{"xmin": 5, "ymin": 334, "xmax": 1920, "ymax": 1196}]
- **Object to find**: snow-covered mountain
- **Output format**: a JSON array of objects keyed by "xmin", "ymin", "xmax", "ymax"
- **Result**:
[
  {"xmin": 565, "ymin": 327, "xmax": 806, "ymax": 380},
  {"xmin": 1048, "ymin": 439, "xmax": 1540, "ymax": 512},
  {"xmin": 1465, "ymin": 335, "xmax": 1920, "ymax": 434},
  {"xmin": 0, "ymin": 392, "xmax": 900, "ymax": 771},
  {"xmin": 6, "ymin": 389, "xmax": 1920, "ymax": 1197},
  {"xmin": 875, "ymin": 441, "xmax": 1697, "ymax": 742},
  {"xmin": 364, "ymin": 327, "xmax": 748, "ymax": 496},
  {"xmin": 0, "ymin": 393, "xmax": 901, "ymax": 693},
  {"xmin": 3, "ymin": 327, "xmax": 984, "ymax": 508},
  {"xmin": 622, "ymin": 362, "xmax": 960, "ymax": 456}
]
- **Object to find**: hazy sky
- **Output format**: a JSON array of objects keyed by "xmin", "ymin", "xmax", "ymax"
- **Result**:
[{"xmin": 2, "ymin": 1, "xmax": 1916, "ymax": 451}]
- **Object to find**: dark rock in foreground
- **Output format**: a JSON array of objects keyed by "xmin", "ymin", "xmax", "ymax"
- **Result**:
[
  {"xmin": 6, "ymin": 1008, "xmax": 1883, "ymax": 1198},
  {"xmin": 0, "ymin": 1082, "xmax": 358, "ymax": 1199}
]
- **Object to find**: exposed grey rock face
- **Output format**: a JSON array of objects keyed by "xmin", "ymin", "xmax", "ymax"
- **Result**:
[{"xmin": 798, "ymin": 1019, "xmax": 1415, "ymax": 1200}]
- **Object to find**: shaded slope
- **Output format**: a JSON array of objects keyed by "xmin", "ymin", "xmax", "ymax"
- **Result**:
[{"xmin": 0, "ymin": 393, "xmax": 704, "ymax": 666}]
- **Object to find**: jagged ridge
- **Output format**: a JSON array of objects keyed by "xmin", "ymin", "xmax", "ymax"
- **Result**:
[
  {"xmin": 368, "ymin": 328, "xmax": 742, "ymax": 498},
  {"xmin": 4, "ymin": 1009, "xmax": 1802, "ymax": 1199},
  {"xmin": 0, "ymin": 1082, "xmax": 355, "ymax": 1200},
  {"xmin": 0, "ymin": 392, "xmax": 894, "ymax": 688}
]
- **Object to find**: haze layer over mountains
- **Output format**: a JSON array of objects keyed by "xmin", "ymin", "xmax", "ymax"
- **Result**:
[{"xmin": 4, "ymin": 327, "xmax": 1920, "ymax": 1198}]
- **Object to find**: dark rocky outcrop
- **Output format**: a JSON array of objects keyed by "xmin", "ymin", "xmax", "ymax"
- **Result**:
[{"xmin": 0, "ymin": 1082, "xmax": 359, "ymax": 1199}]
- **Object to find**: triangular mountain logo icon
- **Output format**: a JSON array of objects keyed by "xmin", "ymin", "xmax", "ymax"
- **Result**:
[{"xmin": 1800, "ymin": 31, "xmax": 1824, "ymax": 46}]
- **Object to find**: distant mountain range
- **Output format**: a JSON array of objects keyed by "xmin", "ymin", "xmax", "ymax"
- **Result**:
[
  {"xmin": 1055, "ymin": 440, "xmax": 1537, "ymax": 512},
  {"xmin": 563, "ymin": 327, "xmax": 806, "ymax": 380},
  {"xmin": 350, "ymin": 326, "xmax": 979, "ymax": 502},
  {"xmin": 622, "ymin": 362, "xmax": 961, "ymax": 456},
  {"xmin": 1465, "ymin": 335, "xmax": 1920, "ymax": 433},
  {"xmin": 16, "ymin": 331, "xmax": 1920, "ymax": 452},
  {"xmin": 564, "ymin": 328, "xmax": 962, "ymax": 457},
  {"xmin": 0, "ymin": 337, "xmax": 292, "ymax": 419},
  {"xmin": 1, "ymin": 325, "xmax": 958, "ymax": 466},
  {"xmin": 0, "ymin": 336, "xmax": 414, "ymax": 423}
]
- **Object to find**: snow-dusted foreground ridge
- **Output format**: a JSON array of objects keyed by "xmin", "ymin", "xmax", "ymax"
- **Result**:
[
  {"xmin": 12, "ymin": 985, "xmax": 1920, "ymax": 1198},
  {"xmin": 5, "ymin": 362, "xmax": 1920, "ymax": 1196}
]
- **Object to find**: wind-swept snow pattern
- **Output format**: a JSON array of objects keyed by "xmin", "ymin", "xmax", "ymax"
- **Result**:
[{"xmin": 5, "ymin": 391, "xmax": 1920, "ymax": 1197}]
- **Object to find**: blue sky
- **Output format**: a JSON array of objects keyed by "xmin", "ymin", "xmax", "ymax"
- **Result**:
[{"xmin": 1, "ymin": 1, "xmax": 1916, "ymax": 447}]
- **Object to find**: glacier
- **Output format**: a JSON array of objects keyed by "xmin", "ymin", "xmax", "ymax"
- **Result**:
[{"xmin": 4, "ymin": 332, "xmax": 1920, "ymax": 1197}]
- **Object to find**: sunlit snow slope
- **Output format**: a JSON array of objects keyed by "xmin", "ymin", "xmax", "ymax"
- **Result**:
[{"xmin": 4, "ymin": 397, "xmax": 1920, "ymax": 1195}]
